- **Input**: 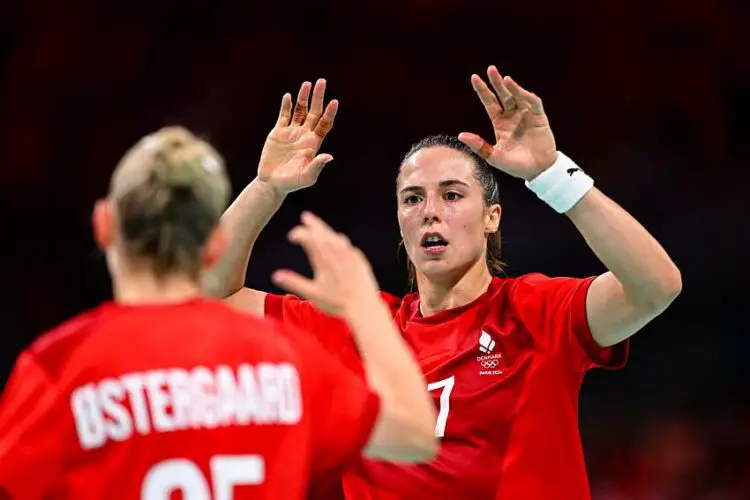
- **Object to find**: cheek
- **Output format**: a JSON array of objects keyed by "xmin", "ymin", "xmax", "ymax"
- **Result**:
[
  {"xmin": 444, "ymin": 206, "xmax": 486, "ymax": 250},
  {"xmin": 397, "ymin": 211, "xmax": 416, "ymax": 242},
  {"xmin": 445, "ymin": 205, "xmax": 483, "ymax": 235}
]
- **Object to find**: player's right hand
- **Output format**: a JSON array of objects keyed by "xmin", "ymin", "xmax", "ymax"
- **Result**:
[
  {"xmin": 272, "ymin": 212, "xmax": 380, "ymax": 317},
  {"xmin": 257, "ymin": 80, "xmax": 338, "ymax": 195}
]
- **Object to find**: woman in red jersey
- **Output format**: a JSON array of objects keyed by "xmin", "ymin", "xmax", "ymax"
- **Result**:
[
  {"xmin": 0, "ymin": 127, "xmax": 437, "ymax": 499},
  {"xmin": 215, "ymin": 68, "xmax": 682, "ymax": 500}
]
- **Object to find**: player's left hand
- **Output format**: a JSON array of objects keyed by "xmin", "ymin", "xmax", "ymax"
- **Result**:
[
  {"xmin": 459, "ymin": 66, "xmax": 558, "ymax": 181},
  {"xmin": 271, "ymin": 211, "xmax": 381, "ymax": 317}
]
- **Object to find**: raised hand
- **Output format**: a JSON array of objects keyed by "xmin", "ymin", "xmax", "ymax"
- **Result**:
[
  {"xmin": 271, "ymin": 212, "xmax": 380, "ymax": 317},
  {"xmin": 257, "ymin": 79, "xmax": 338, "ymax": 195},
  {"xmin": 459, "ymin": 66, "xmax": 558, "ymax": 181}
]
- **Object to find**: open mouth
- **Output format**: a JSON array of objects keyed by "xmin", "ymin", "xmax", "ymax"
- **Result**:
[{"xmin": 421, "ymin": 232, "xmax": 448, "ymax": 251}]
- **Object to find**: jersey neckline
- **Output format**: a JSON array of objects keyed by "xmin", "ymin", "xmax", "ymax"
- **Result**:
[{"xmin": 401, "ymin": 276, "xmax": 504, "ymax": 325}]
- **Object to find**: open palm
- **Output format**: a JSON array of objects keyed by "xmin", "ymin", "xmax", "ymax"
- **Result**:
[
  {"xmin": 459, "ymin": 66, "xmax": 558, "ymax": 181},
  {"xmin": 258, "ymin": 79, "xmax": 338, "ymax": 194}
]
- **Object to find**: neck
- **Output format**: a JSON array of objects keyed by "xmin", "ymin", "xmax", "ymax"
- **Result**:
[
  {"xmin": 112, "ymin": 269, "xmax": 203, "ymax": 305},
  {"xmin": 416, "ymin": 260, "xmax": 493, "ymax": 317}
]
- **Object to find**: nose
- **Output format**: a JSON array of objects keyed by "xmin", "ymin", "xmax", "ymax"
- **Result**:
[{"xmin": 422, "ymin": 193, "xmax": 442, "ymax": 224}]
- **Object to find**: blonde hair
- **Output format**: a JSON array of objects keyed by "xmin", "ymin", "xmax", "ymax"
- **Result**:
[{"xmin": 110, "ymin": 126, "xmax": 230, "ymax": 278}]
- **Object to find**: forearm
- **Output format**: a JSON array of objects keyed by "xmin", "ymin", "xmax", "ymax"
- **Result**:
[
  {"xmin": 203, "ymin": 178, "xmax": 286, "ymax": 298},
  {"xmin": 343, "ymin": 298, "xmax": 435, "ymax": 438},
  {"xmin": 344, "ymin": 298, "xmax": 428, "ymax": 401},
  {"xmin": 566, "ymin": 188, "xmax": 682, "ymax": 306}
]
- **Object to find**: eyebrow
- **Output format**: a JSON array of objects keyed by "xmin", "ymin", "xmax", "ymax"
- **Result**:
[{"xmin": 399, "ymin": 179, "xmax": 471, "ymax": 195}]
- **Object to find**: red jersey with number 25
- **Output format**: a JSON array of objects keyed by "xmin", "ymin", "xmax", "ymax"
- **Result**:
[
  {"xmin": 0, "ymin": 298, "xmax": 380, "ymax": 500},
  {"xmin": 265, "ymin": 273, "xmax": 629, "ymax": 500}
]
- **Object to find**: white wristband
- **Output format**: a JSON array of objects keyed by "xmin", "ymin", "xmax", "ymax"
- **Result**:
[{"xmin": 524, "ymin": 151, "xmax": 594, "ymax": 214}]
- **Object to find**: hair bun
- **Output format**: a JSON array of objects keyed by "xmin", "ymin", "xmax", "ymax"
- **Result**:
[{"xmin": 154, "ymin": 157, "xmax": 201, "ymax": 190}]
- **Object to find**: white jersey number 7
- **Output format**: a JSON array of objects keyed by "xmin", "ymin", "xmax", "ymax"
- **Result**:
[{"xmin": 426, "ymin": 375, "xmax": 455, "ymax": 438}]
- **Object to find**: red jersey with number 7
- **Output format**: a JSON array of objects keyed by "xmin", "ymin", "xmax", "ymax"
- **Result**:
[
  {"xmin": 0, "ymin": 298, "xmax": 380, "ymax": 500},
  {"xmin": 264, "ymin": 273, "xmax": 629, "ymax": 500}
]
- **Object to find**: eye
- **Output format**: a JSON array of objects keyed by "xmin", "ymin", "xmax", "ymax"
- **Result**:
[
  {"xmin": 444, "ymin": 191, "xmax": 462, "ymax": 201},
  {"xmin": 403, "ymin": 194, "xmax": 421, "ymax": 205}
]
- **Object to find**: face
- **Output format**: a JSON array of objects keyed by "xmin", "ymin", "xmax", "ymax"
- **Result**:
[{"xmin": 397, "ymin": 146, "xmax": 500, "ymax": 282}]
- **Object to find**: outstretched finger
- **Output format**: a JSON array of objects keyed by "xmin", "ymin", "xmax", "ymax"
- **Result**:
[
  {"xmin": 288, "ymin": 225, "xmax": 327, "ymax": 272},
  {"xmin": 272, "ymin": 269, "xmax": 322, "ymax": 302},
  {"xmin": 471, "ymin": 74, "xmax": 506, "ymax": 129},
  {"xmin": 304, "ymin": 78, "xmax": 327, "ymax": 130},
  {"xmin": 305, "ymin": 154, "xmax": 334, "ymax": 182},
  {"xmin": 504, "ymin": 76, "xmax": 544, "ymax": 115},
  {"xmin": 299, "ymin": 212, "xmax": 357, "ymax": 281},
  {"xmin": 458, "ymin": 132, "xmax": 495, "ymax": 161},
  {"xmin": 301, "ymin": 211, "xmax": 352, "ymax": 261},
  {"xmin": 292, "ymin": 81, "xmax": 312, "ymax": 126},
  {"xmin": 290, "ymin": 219, "xmax": 349, "ymax": 288},
  {"xmin": 314, "ymin": 99, "xmax": 338, "ymax": 139},
  {"xmin": 487, "ymin": 66, "xmax": 517, "ymax": 115},
  {"xmin": 301, "ymin": 211, "xmax": 340, "ymax": 235},
  {"xmin": 299, "ymin": 212, "xmax": 340, "ymax": 247},
  {"xmin": 276, "ymin": 93, "xmax": 292, "ymax": 127}
]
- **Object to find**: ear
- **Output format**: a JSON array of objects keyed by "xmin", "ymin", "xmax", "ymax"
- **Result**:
[
  {"xmin": 485, "ymin": 203, "xmax": 502, "ymax": 234},
  {"xmin": 92, "ymin": 199, "xmax": 115, "ymax": 250},
  {"xmin": 203, "ymin": 223, "xmax": 228, "ymax": 268}
]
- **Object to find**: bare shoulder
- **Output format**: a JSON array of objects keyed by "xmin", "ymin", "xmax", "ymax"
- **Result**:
[{"xmin": 224, "ymin": 287, "xmax": 267, "ymax": 317}]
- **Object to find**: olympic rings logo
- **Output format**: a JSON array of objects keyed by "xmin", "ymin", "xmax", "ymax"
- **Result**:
[{"xmin": 480, "ymin": 359, "xmax": 499, "ymax": 369}]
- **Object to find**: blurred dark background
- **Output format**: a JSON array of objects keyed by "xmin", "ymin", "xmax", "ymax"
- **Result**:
[{"xmin": 1, "ymin": 0, "xmax": 748, "ymax": 497}]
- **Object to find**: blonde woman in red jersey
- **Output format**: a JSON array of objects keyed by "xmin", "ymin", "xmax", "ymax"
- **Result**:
[
  {"xmin": 215, "ymin": 69, "xmax": 682, "ymax": 500},
  {"xmin": 0, "ymin": 127, "xmax": 437, "ymax": 499}
]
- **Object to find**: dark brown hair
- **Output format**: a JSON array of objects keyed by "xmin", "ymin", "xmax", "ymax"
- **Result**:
[
  {"xmin": 111, "ymin": 127, "xmax": 230, "ymax": 279},
  {"xmin": 399, "ymin": 134, "xmax": 504, "ymax": 288}
]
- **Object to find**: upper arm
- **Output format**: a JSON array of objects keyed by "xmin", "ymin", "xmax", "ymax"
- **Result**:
[
  {"xmin": 514, "ymin": 273, "xmax": 628, "ymax": 372},
  {"xmin": 586, "ymin": 271, "xmax": 676, "ymax": 347},
  {"xmin": 0, "ymin": 352, "xmax": 67, "ymax": 499},
  {"xmin": 224, "ymin": 287, "xmax": 267, "ymax": 317}
]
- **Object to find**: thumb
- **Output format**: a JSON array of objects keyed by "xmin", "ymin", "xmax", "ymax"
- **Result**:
[
  {"xmin": 306, "ymin": 154, "xmax": 334, "ymax": 180},
  {"xmin": 458, "ymin": 133, "xmax": 494, "ymax": 161}
]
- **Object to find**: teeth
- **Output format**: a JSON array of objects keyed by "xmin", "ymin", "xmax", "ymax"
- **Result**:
[{"xmin": 423, "ymin": 235, "xmax": 446, "ymax": 247}]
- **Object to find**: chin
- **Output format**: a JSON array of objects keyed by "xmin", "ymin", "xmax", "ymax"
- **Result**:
[
  {"xmin": 417, "ymin": 254, "xmax": 483, "ymax": 284},
  {"xmin": 417, "ymin": 260, "xmax": 462, "ymax": 282}
]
